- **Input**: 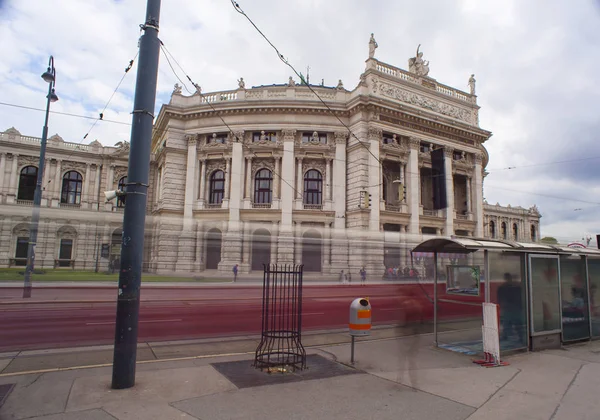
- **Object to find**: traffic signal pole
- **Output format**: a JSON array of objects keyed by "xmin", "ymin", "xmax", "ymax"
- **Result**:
[{"xmin": 111, "ymin": 0, "xmax": 161, "ymax": 390}]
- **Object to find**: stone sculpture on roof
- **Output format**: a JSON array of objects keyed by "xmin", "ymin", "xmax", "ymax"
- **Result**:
[{"xmin": 408, "ymin": 44, "xmax": 430, "ymax": 77}]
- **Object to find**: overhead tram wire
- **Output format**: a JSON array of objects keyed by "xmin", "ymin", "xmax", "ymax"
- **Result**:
[{"xmin": 159, "ymin": 42, "xmax": 307, "ymax": 207}]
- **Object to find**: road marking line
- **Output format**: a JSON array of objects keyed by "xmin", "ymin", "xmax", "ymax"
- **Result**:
[
  {"xmin": 303, "ymin": 312, "xmax": 325, "ymax": 316},
  {"xmin": 86, "ymin": 319, "xmax": 182, "ymax": 326}
]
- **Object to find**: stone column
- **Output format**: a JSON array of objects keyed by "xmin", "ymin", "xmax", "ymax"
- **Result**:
[
  {"xmin": 466, "ymin": 176, "xmax": 472, "ymax": 214},
  {"xmin": 224, "ymin": 158, "xmax": 231, "ymax": 200},
  {"xmin": 278, "ymin": 130, "xmax": 296, "ymax": 264},
  {"xmin": 83, "ymin": 163, "xmax": 91, "ymax": 206},
  {"xmin": 228, "ymin": 142, "xmax": 244, "ymax": 221},
  {"xmin": 94, "ymin": 164, "xmax": 102, "ymax": 209},
  {"xmin": 273, "ymin": 156, "xmax": 280, "ymax": 200},
  {"xmin": 199, "ymin": 159, "xmax": 206, "ymax": 204},
  {"xmin": 51, "ymin": 159, "xmax": 62, "ymax": 207},
  {"xmin": 444, "ymin": 148, "xmax": 454, "ymax": 236},
  {"xmin": 183, "ymin": 135, "xmax": 198, "ymax": 224},
  {"xmin": 330, "ymin": 132, "xmax": 349, "ymax": 273},
  {"xmin": 245, "ymin": 157, "xmax": 253, "ymax": 201},
  {"xmin": 217, "ymin": 139, "xmax": 244, "ymax": 272},
  {"xmin": 0, "ymin": 152, "xmax": 7, "ymax": 195},
  {"xmin": 324, "ymin": 158, "xmax": 332, "ymax": 204},
  {"xmin": 407, "ymin": 138, "xmax": 420, "ymax": 235},
  {"xmin": 9, "ymin": 154, "xmax": 19, "ymax": 196},
  {"xmin": 473, "ymin": 153, "xmax": 484, "ymax": 237},
  {"xmin": 296, "ymin": 157, "xmax": 303, "ymax": 200}
]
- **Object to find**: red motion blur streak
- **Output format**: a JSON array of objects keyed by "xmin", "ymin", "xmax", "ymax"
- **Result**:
[{"xmin": 0, "ymin": 284, "xmax": 483, "ymax": 352}]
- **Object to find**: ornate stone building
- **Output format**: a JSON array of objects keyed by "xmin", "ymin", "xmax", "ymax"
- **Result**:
[
  {"xmin": 0, "ymin": 39, "xmax": 541, "ymax": 276},
  {"xmin": 483, "ymin": 202, "xmax": 541, "ymax": 242}
]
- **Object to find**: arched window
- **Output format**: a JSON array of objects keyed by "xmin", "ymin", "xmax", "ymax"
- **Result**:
[
  {"xmin": 303, "ymin": 169, "xmax": 322, "ymax": 205},
  {"xmin": 18, "ymin": 166, "xmax": 38, "ymax": 201},
  {"xmin": 513, "ymin": 223, "xmax": 518, "ymax": 241},
  {"xmin": 501, "ymin": 222, "xmax": 507, "ymax": 240},
  {"xmin": 209, "ymin": 170, "xmax": 225, "ymax": 204},
  {"xmin": 61, "ymin": 171, "xmax": 83, "ymax": 204},
  {"xmin": 489, "ymin": 221, "xmax": 496, "ymax": 238},
  {"xmin": 531, "ymin": 225, "xmax": 536, "ymax": 242},
  {"xmin": 117, "ymin": 176, "xmax": 127, "ymax": 208},
  {"xmin": 254, "ymin": 169, "xmax": 272, "ymax": 204}
]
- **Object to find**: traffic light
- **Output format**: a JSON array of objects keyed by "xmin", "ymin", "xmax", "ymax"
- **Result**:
[
  {"xmin": 394, "ymin": 181, "xmax": 406, "ymax": 201},
  {"xmin": 360, "ymin": 190, "xmax": 372, "ymax": 209},
  {"xmin": 431, "ymin": 148, "xmax": 447, "ymax": 210}
]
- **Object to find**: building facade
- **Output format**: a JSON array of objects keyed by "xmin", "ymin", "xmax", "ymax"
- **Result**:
[
  {"xmin": 0, "ymin": 42, "xmax": 541, "ymax": 276},
  {"xmin": 483, "ymin": 202, "xmax": 541, "ymax": 242}
]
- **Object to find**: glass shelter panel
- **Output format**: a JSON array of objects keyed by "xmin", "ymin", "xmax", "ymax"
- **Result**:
[
  {"xmin": 588, "ymin": 259, "xmax": 600, "ymax": 338},
  {"xmin": 489, "ymin": 252, "xmax": 527, "ymax": 351},
  {"xmin": 560, "ymin": 256, "xmax": 589, "ymax": 341},
  {"xmin": 434, "ymin": 250, "xmax": 486, "ymax": 355},
  {"xmin": 530, "ymin": 256, "xmax": 561, "ymax": 333}
]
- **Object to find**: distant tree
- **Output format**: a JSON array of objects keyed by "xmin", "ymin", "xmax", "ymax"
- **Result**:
[{"xmin": 540, "ymin": 236, "xmax": 559, "ymax": 244}]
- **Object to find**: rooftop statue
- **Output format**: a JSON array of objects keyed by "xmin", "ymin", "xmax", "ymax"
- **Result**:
[
  {"xmin": 468, "ymin": 74, "xmax": 476, "ymax": 95},
  {"xmin": 408, "ymin": 44, "xmax": 430, "ymax": 77},
  {"xmin": 368, "ymin": 33, "xmax": 378, "ymax": 59},
  {"xmin": 173, "ymin": 83, "xmax": 182, "ymax": 94},
  {"xmin": 237, "ymin": 77, "xmax": 245, "ymax": 89}
]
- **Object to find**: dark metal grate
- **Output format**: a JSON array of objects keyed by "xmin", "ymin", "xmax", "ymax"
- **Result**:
[
  {"xmin": 254, "ymin": 264, "xmax": 306, "ymax": 371},
  {"xmin": 214, "ymin": 355, "xmax": 358, "ymax": 389}
]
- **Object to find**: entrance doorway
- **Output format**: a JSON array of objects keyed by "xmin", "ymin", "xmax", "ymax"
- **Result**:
[
  {"xmin": 251, "ymin": 229, "xmax": 271, "ymax": 271},
  {"xmin": 206, "ymin": 228, "xmax": 222, "ymax": 269},
  {"xmin": 302, "ymin": 230, "xmax": 322, "ymax": 272}
]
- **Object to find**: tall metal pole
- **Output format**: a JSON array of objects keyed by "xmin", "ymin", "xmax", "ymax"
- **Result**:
[
  {"xmin": 23, "ymin": 58, "xmax": 56, "ymax": 299},
  {"xmin": 111, "ymin": 0, "xmax": 161, "ymax": 390}
]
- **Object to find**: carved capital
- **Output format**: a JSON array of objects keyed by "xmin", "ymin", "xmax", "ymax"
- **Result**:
[
  {"xmin": 408, "ymin": 136, "xmax": 420, "ymax": 149},
  {"xmin": 443, "ymin": 147, "xmax": 454, "ymax": 158},
  {"xmin": 474, "ymin": 153, "xmax": 483, "ymax": 165},
  {"xmin": 186, "ymin": 134, "xmax": 197, "ymax": 147},
  {"xmin": 281, "ymin": 129, "xmax": 297, "ymax": 142},
  {"xmin": 367, "ymin": 127, "xmax": 382, "ymax": 142},
  {"xmin": 334, "ymin": 131, "xmax": 348, "ymax": 145},
  {"xmin": 228, "ymin": 131, "xmax": 244, "ymax": 143}
]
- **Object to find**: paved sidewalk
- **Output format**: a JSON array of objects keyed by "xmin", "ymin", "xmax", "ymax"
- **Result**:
[{"xmin": 2, "ymin": 333, "xmax": 600, "ymax": 419}]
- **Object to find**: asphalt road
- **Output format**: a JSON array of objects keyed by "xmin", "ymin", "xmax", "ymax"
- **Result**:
[{"xmin": 0, "ymin": 283, "xmax": 482, "ymax": 351}]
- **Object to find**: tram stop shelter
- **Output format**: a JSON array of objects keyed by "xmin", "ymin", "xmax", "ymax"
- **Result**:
[{"xmin": 412, "ymin": 237, "xmax": 600, "ymax": 355}]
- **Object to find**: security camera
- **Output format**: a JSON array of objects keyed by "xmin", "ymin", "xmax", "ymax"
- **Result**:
[{"xmin": 104, "ymin": 190, "xmax": 126, "ymax": 202}]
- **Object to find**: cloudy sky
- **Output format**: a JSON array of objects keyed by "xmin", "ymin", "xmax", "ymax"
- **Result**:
[{"xmin": 1, "ymin": 0, "xmax": 599, "ymax": 243}]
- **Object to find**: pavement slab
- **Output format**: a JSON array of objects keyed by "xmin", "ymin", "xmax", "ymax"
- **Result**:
[
  {"xmin": 502, "ymin": 352, "xmax": 583, "ymax": 401},
  {"xmin": 552, "ymin": 362, "xmax": 600, "ymax": 420},
  {"xmin": 173, "ymin": 373, "xmax": 475, "ymax": 420},
  {"xmin": 466, "ymin": 389, "xmax": 558, "ymax": 420},
  {"xmin": 103, "ymin": 402, "xmax": 198, "ymax": 420},
  {"xmin": 149, "ymin": 339, "xmax": 258, "ymax": 359},
  {"xmin": 65, "ymin": 365, "xmax": 236, "ymax": 412},
  {"xmin": 23, "ymin": 409, "xmax": 117, "ymax": 420},
  {"xmin": 0, "ymin": 359, "xmax": 11, "ymax": 373},
  {"xmin": 373, "ymin": 365, "xmax": 519, "ymax": 408},
  {"xmin": 0, "ymin": 373, "xmax": 74, "ymax": 420}
]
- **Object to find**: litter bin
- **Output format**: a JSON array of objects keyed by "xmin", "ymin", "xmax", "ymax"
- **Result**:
[{"xmin": 349, "ymin": 297, "xmax": 372, "ymax": 336}]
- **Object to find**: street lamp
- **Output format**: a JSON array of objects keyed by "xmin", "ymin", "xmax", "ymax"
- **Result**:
[{"xmin": 23, "ymin": 56, "xmax": 58, "ymax": 298}]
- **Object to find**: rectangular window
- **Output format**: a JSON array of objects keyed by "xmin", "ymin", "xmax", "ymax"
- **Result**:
[
  {"xmin": 382, "ymin": 133, "xmax": 395, "ymax": 144},
  {"xmin": 59, "ymin": 239, "xmax": 73, "ymax": 267},
  {"xmin": 208, "ymin": 134, "xmax": 227, "ymax": 144},
  {"xmin": 301, "ymin": 132, "xmax": 327, "ymax": 144},
  {"xmin": 15, "ymin": 237, "xmax": 28, "ymax": 266},
  {"xmin": 420, "ymin": 142, "xmax": 431, "ymax": 153},
  {"xmin": 252, "ymin": 132, "xmax": 276, "ymax": 142}
]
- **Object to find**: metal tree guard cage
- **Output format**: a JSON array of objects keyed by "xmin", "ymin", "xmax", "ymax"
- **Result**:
[{"xmin": 254, "ymin": 264, "xmax": 306, "ymax": 371}]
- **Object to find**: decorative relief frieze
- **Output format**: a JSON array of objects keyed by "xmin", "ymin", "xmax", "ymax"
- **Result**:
[
  {"xmin": 251, "ymin": 159, "xmax": 275, "ymax": 177},
  {"xmin": 371, "ymin": 78, "xmax": 474, "ymax": 124},
  {"xmin": 205, "ymin": 160, "xmax": 226, "ymax": 175},
  {"xmin": 114, "ymin": 166, "xmax": 128, "ymax": 182},
  {"xmin": 302, "ymin": 159, "xmax": 327, "ymax": 177},
  {"xmin": 17, "ymin": 155, "xmax": 39, "ymax": 167}
]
